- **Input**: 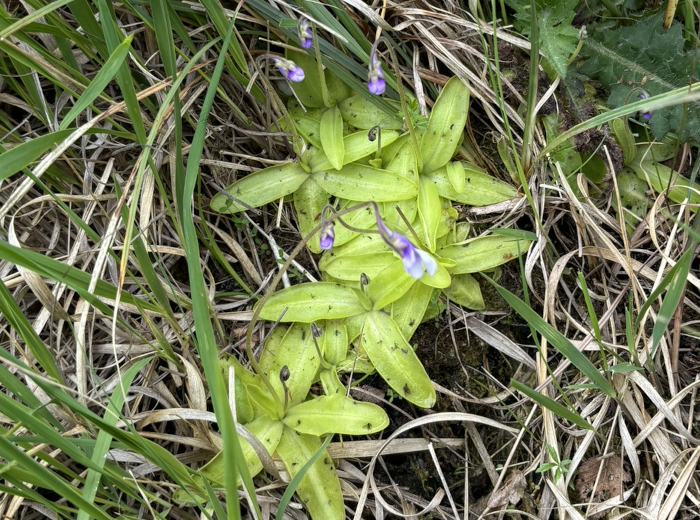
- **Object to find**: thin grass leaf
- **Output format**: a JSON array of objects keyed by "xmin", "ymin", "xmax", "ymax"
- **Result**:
[
  {"xmin": 0, "ymin": 0, "xmax": 74, "ymax": 39},
  {"xmin": 650, "ymin": 248, "xmax": 692, "ymax": 357},
  {"xmin": 0, "ymin": 130, "xmax": 73, "ymax": 181},
  {"xmin": 78, "ymin": 357, "xmax": 152, "ymax": 520},
  {"xmin": 486, "ymin": 277, "xmax": 616, "ymax": 397},
  {"xmin": 59, "ymin": 36, "xmax": 133, "ymax": 130},
  {"xmin": 0, "ymin": 279, "xmax": 63, "ymax": 383},
  {"xmin": 511, "ymin": 379, "xmax": 594, "ymax": 431},
  {"xmin": 179, "ymin": 14, "xmax": 256, "ymax": 520}
]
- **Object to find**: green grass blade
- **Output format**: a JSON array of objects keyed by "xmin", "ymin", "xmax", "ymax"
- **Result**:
[
  {"xmin": 77, "ymin": 357, "xmax": 153, "ymax": 520},
  {"xmin": 0, "ymin": 130, "xmax": 73, "ymax": 181},
  {"xmin": 59, "ymin": 35, "xmax": 133, "ymax": 130},
  {"xmin": 486, "ymin": 276, "xmax": 616, "ymax": 397},
  {"xmin": 511, "ymin": 379, "xmax": 594, "ymax": 431},
  {"xmin": 0, "ymin": 279, "xmax": 63, "ymax": 383},
  {"xmin": 178, "ymin": 15, "xmax": 257, "ymax": 520},
  {"xmin": 650, "ymin": 248, "xmax": 692, "ymax": 357},
  {"xmin": 0, "ymin": 0, "xmax": 74, "ymax": 39}
]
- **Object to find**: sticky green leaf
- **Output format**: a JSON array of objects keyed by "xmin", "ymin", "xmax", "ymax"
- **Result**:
[
  {"xmin": 447, "ymin": 273, "xmax": 484, "ymax": 310},
  {"xmin": 259, "ymin": 323, "xmax": 320, "ymax": 406},
  {"xmin": 321, "ymin": 252, "xmax": 396, "ymax": 281},
  {"xmin": 629, "ymin": 157, "xmax": 700, "ymax": 208},
  {"xmin": 210, "ymin": 162, "xmax": 309, "ymax": 213},
  {"xmin": 426, "ymin": 163, "xmax": 517, "ymax": 205},
  {"xmin": 285, "ymin": 49, "xmax": 325, "ymax": 107},
  {"xmin": 446, "ymin": 160, "xmax": 466, "ymax": 193},
  {"xmin": 312, "ymin": 164, "xmax": 418, "ymax": 201},
  {"xmin": 439, "ymin": 236, "xmax": 531, "ymax": 274},
  {"xmin": 420, "ymin": 76, "xmax": 470, "ymax": 173},
  {"xmin": 319, "ymin": 107, "xmax": 344, "ymax": 170},
  {"xmin": 284, "ymin": 394, "xmax": 389, "ymax": 435},
  {"xmin": 200, "ymin": 415, "xmax": 283, "ymax": 486},
  {"xmin": 256, "ymin": 283, "xmax": 364, "ymax": 322},
  {"xmin": 321, "ymin": 320, "xmax": 348, "ymax": 365},
  {"xmin": 418, "ymin": 261, "xmax": 451, "ymax": 289},
  {"xmin": 276, "ymin": 427, "xmax": 344, "ymax": 520},
  {"xmin": 338, "ymin": 94, "xmax": 403, "ymax": 130},
  {"xmin": 367, "ymin": 259, "xmax": 416, "ymax": 310},
  {"xmin": 294, "ymin": 177, "xmax": 330, "ymax": 254},
  {"xmin": 309, "ymin": 129, "xmax": 399, "ymax": 172},
  {"xmin": 610, "ymin": 118, "xmax": 636, "ymax": 166},
  {"xmin": 390, "ymin": 282, "xmax": 434, "ymax": 339},
  {"xmin": 361, "ymin": 311, "xmax": 436, "ymax": 407}
]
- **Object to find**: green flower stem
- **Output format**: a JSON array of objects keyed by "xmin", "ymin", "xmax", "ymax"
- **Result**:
[
  {"xmin": 373, "ymin": 37, "xmax": 420, "ymax": 165},
  {"xmin": 311, "ymin": 24, "xmax": 331, "ymax": 107}
]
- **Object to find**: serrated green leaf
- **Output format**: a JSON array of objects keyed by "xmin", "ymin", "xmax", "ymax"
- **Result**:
[
  {"xmin": 439, "ymin": 236, "xmax": 531, "ymax": 274},
  {"xmin": 426, "ymin": 163, "xmax": 517, "ymax": 205},
  {"xmin": 210, "ymin": 162, "xmax": 309, "ymax": 213},
  {"xmin": 312, "ymin": 164, "xmax": 417, "ymax": 201},
  {"xmin": 283, "ymin": 394, "xmax": 389, "ymax": 435},
  {"xmin": 259, "ymin": 323, "xmax": 320, "ymax": 406},
  {"xmin": 361, "ymin": 311, "xmax": 436, "ymax": 407},
  {"xmin": 580, "ymin": 11, "xmax": 700, "ymax": 140},
  {"xmin": 276, "ymin": 427, "xmax": 344, "ymax": 520},
  {"xmin": 420, "ymin": 77, "xmax": 470, "ymax": 172},
  {"xmin": 294, "ymin": 177, "xmax": 330, "ymax": 254},
  {"xmin": 509, "ymin": 0, "xmax": 579, "ymax": 79},
  {"xmin": 256, "ymin": 282, "xmax": 364, "ymax": 322},
  {"xmin": 319, "ymin": 107, "xmax": 344, "ymax": 170}
]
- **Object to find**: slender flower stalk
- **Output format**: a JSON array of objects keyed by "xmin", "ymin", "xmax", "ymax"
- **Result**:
[
  {"xmin": 298, "ymin": 17, "xmax": 313, "ymax": 49},
  {"xmin": 367, "ymin": 41, "xmax": 386, "ymax": 95}
]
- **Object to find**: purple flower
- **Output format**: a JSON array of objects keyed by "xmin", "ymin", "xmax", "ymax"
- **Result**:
[
  {"xmin": 273, "ymin": 58, "xmax": 305, "ymax": 82},
  {"xmin": 638, "ymin": 89, "xmax": 652, "ymax": 120},
  {"xmin": 298, "ymin": 17, "xmax": 313, "ymax": 49},
  {"xmin": 376, "ymin": 216, "xmax": 437, "ymax": 279},
  {"xmin": 367, "ymin": 48, "xmax": 386, "ymax": 95},
  {"xmin": 319, "ymin": 221, "xmax": 335, "ymax": 250}
]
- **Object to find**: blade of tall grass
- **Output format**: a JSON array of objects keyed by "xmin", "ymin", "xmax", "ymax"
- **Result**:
[
  {"xmin": 0, "ymin": 279, "xmax": 63, "ymax": 383},
  {"xmin": 0, "ymin": 0, "xmax": 73, "ymax": 39},
  {"xmin": 0, "ymin": 130, "xmax": 73, "ymax": 181},
  {"xmin": 511, "ymin": 379, "xmax": 594, "ymax": 431},
  {"xmin": 179, "ymin": 12, "xmax": 257, "ymax": 519},
  {"xmin": 58, "ymin": 36, "xmax": 133, "ymax": 130},
  {"xmin": 540, "ymin": 82, "xmax": 700, "ymax": 159},
  {"xmin": 486, "ymin": 277, "xmax": 616, "ymax": 397},
  {"xmin": 78, "ymin": 357, "xmax": 152, "ymax": 520}
]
